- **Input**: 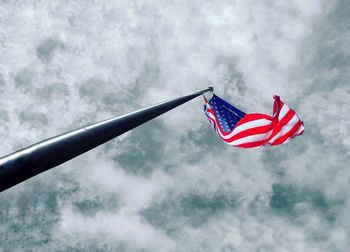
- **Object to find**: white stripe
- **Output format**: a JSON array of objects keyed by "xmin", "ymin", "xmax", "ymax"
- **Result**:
[
  {"xmin": 296, "ymin": 124, "xmax": 304, "ymax": 134},
  {"xmin": 268, "ymin": 114, "xmax": 299, "ymax": 144},
  {"xmin": 230, "ymin": 119, "xmax": 272, "ymax": 136},
  {"xmin": 278, "ymin": 104, "xmax": 289, "ymax": 121},
  {"xmin": 283, "ymin": 137, "xmax": 293, "ymax": 144},
  {"xmin": 279, "ymin": 124, "xmax": 304, "ymax": 144},
  {"xmin": 283, "ymin": 114, "xmax": 299, "ymax": 130},
  {"xmin": 217, "ymin": 118, "xmax": 272, "ymax": 140},
  {"xmin": 229, "ymin": 130, "xmax": 273, "ymax": 146},
  {"xmin": 206, "ymin": 112, "xmax": 216, "ymax": 121},
  {"xmin": 206, "ymin": 112, "xmax": 217, "ymax": 130}
]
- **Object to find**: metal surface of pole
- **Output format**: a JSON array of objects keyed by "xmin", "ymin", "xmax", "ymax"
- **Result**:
[{"xmin": 0, "ymin": 87, "xmax": 213, "ymax": 192}]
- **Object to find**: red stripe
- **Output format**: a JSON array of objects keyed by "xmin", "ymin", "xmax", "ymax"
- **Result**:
[
  {"xmin": 278, "ymin": 109, "xmax": 295, "ymax": 128},
  {"xmin": 235, "ymin": 113, "xmax": 272, "ymax": 128},
  {"xmin": 271, "ymin": 121, "xmax": 303, "ymax": 145},
  {"xmin": 235, "ymin": 139, "xmax": 268, "ymax": 148},
  {"xmin": 226, "ymin": 124, "xmax": 272, "ymax": 142},
  {"xmin": 273, "ymin": 96, "xmax": 287, "ymax": 119},
  {"xmin": 207, "ymin": 115, "xmax": 216, "ymax": 126}
]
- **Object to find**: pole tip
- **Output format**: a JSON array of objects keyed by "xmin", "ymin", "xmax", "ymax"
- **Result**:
[{"xmin": 208, "ymin": 86, "xmax": 214, "ymax": 92}]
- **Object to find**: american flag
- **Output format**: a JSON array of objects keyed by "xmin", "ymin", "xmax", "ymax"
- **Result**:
[{"xmin": 204, "ymin": 94, "xmax": 304, "ymax": 148}]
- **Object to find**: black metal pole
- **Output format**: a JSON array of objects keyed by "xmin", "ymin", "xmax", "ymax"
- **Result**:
[{"xmin": 0, "ymin": 87, "xmax": 213, "ymax": 192}]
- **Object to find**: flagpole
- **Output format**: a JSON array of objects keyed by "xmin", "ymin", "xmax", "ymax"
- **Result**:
[{"xmin": 0, "ymin": 87, "xmax": 213, "ymax": 192}]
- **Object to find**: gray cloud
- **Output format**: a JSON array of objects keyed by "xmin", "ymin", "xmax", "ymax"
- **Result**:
[{"xmin": 0, "ymin": 0, "xmax": 349, "ymax": 251}]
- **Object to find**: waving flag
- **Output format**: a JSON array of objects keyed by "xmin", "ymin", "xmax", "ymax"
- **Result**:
[{"xmin": 204, "ymin": 94, "xmax": 304, "ymax": 148}]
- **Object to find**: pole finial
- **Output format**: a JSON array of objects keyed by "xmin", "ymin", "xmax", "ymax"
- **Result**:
[{"xmin": 208, "ymin": 86, "xmax": 214, "ymax": 92}]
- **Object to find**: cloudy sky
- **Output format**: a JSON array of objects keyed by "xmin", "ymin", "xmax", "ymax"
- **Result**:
[{"xmin": 0, "ymin": 0, "xmax": 349, "ymax": 251}]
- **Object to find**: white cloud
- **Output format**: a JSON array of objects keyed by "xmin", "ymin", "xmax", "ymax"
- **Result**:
[
  {"xmin": 57, "ymin": 206, "xmax": 175, "ymax": 251},
  {"xmin": 1, "ymin": 0, "xmax": 349, "ymax": 251}
]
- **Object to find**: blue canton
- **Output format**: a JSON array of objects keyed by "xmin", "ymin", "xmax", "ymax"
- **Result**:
[{"xmin": 209, "ymin": 95, "xmax": 246, "ymax": 132}]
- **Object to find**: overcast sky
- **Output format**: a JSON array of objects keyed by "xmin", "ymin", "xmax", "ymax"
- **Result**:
[{"xmin": 0, "ymin": 0, "xmax": 349, "ymax": 251}]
